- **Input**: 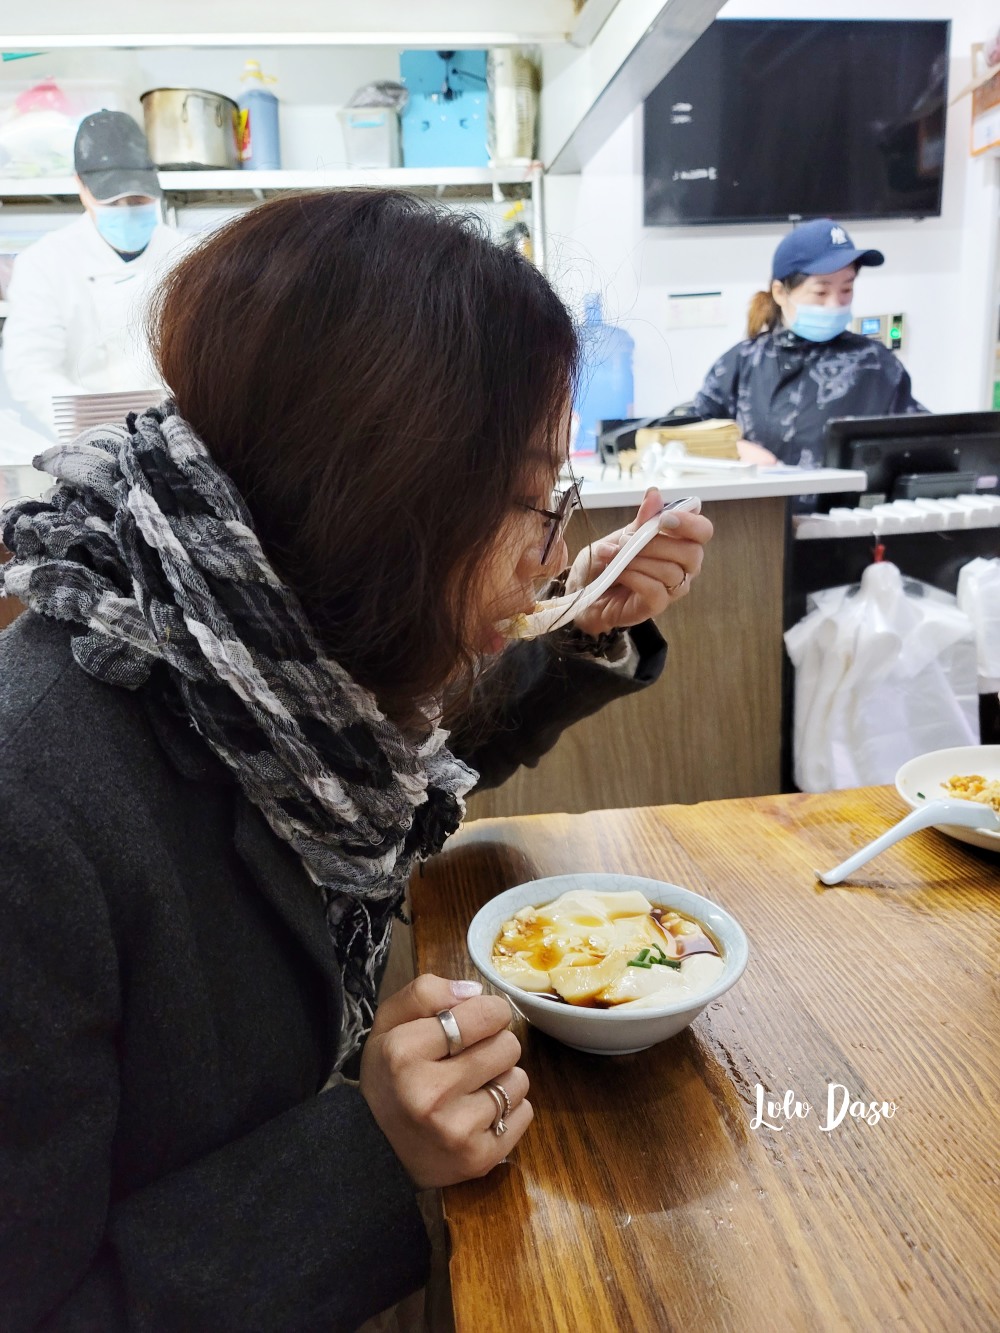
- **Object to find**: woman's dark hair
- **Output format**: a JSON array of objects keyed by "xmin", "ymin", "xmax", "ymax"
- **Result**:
[
  {"xmin": 150, "ymin": 190, "xmax": 578, "ymax": 724},
  {"xmin": 747, "ymin": 262, "xmax": 861, "ymax": 338}
]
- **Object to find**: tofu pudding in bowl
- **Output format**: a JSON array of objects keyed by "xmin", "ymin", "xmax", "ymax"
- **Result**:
[
  {"xmin": 467, "ymin": 873, "xmax": 749, "ymax": 1054},
  {"xmin": 492, "ymin": 888, "xmax": 725, "ymax": 1008}
]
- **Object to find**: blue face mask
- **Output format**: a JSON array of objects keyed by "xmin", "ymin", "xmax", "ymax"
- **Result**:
[
  {"xmin": 93, "ymin": 201, "xmax": 160, "ymax": 255},
  {"xmin": 789, "ymin": 303, "xmax": 853, "ymax": 343}
]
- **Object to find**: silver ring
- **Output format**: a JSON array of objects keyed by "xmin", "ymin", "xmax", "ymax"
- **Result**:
[
  {"xmin": 488, "ymin": 1080, "xmax": 512, "ymax": 1119},
  {"xmin": 435, "ymin": 1008, "xmax": 463, "ymax": 1058},
  {"xmin": 484, "ymin": 1083, "xmax": 509, "ymax": 1136}
]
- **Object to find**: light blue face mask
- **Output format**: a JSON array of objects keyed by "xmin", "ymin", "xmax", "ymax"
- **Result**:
[
  {"xmin": 789, "ymin": 303, "xmax": 853, "ymax": 343},
  {"xmin": 93, "ymin": 201, "xmax": 160, "ymax": 255}
]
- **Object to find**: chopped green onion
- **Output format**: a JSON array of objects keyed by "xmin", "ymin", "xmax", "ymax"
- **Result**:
[
  {"xmin": 917, "ymin": 791, "xmax": 925, "ymax": 800},
  {"xmin": 648, "ymin": 944, "xmax": 682, "ymax": 970},
  {"xmin": 628, "ymin": 944, "xmax": 683, "ymax": 970}
]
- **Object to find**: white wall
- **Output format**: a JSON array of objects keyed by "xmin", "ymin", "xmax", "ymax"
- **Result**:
[{"xmin": 543, "ymin": 0, "xmax": 1000, "ymax": 416}]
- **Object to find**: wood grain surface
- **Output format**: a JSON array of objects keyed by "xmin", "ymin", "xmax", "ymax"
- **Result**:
[
  {"xmin": 410, "ymin": 788, "xmax": 1000, "ymax": 1332},
  {"xmin": 466, "ymin": 496, "xmax": 787, "ymax": 820}
]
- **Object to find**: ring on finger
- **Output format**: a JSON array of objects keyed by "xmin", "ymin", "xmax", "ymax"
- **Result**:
[
  {"xmin": 436, "ymin": 1008, "xmax": 464, "ymax": 1058},
  {"xmin": 484, "ymin": 1082, "xmax": 510, "ymax": 1136},
  {"xmin": 489, "ymin": 1080, "xmax": 512, "ymax": 1119},
  {"xmin": 666, "ymin": 570, "xmax": 689, "ymax": 596}
]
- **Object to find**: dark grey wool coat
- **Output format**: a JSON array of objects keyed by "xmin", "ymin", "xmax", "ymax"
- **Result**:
[{"xmin": 0, "ymin": 611, "xmax": 665, "ymax": 1332}]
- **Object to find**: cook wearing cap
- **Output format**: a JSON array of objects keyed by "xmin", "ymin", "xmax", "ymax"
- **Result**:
[
  {"xmin": 691, "ymin": 218, "xmax": 927, "ymax": 467},
  {"xmin": 74, "ymin": 109, "xmax": 164, "ymax": 254},
  {"xmin": 2, "ymin": 110, "xmax": 185, "ymax": 435}
]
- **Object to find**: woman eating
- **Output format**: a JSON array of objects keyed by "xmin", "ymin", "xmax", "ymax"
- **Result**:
[{"xmin": 0, "ymin": 190, "xmax": 711, "ymax": 1330}]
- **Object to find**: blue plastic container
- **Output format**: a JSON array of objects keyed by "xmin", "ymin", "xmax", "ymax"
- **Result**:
[
  {"xmin": 238, "ymin": 61, "xmax": 281, "ymax": 170},
  {"xmin": 572, "ymin": 294, "xmax": 635, "ymax": 453},
  {"xmin": 399, "ymin": 50, "xmax": 489, "ymax": 168}
]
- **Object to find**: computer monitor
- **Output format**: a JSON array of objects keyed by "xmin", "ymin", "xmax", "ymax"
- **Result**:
[{"xmin": 823, "ymin": 411, "xmax": 1000, "ymax": 502}]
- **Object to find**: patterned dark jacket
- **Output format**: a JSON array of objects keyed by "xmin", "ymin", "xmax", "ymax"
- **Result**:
[
  {"xmin": 0, "ymin": 612, "xmax": 665, "ymax": 1332},
  {"xmin": 694, "ymin": 328, "xmax": 926, "ymax": 465}
]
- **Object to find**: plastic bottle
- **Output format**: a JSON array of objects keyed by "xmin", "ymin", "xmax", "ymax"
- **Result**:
[
  {"xmin": 238, "ymin": 60, "xmax": 281, "ymax": 170},
  {"xmin": 571, "ymin": 293, "xmax": 635, "ymax": 453}
]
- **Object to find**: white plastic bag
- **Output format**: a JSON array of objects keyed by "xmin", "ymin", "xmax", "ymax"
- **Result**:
[
  {"xmin": 956, "ymin": 557, "xmax": 1000, "ymax": 693},
  {"xmin": 785, "ymin": 562, "xmax": 979, "ymax": 792}
]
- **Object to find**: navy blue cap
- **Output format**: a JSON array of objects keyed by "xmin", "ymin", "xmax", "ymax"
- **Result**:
[{"xmin": 771, "ymin": 219, "xmax": 884, "ymax": 282}]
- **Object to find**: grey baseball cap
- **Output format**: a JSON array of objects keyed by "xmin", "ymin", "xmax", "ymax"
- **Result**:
[{"xmin": 74, "ymin": 110, "xmax": 162, "ymax": 201}]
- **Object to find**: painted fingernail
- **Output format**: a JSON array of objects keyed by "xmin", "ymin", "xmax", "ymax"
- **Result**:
[
  {"xmin": 659, "ymin": 513, "xmax": 682, "ymax": 529},
  {"xmin": 451, "ymin": 979, "xmax": 483, "ymax": 1000}
]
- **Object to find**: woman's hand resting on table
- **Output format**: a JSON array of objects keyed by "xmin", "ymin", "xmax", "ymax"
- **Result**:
[
  {"xmin": 360, "ymin": 975, "xmax": 531, "ymax": 1189},
  {"xmin": 736, "ymin": 439, "xmax": 778, "ymax": 466},
  {"xmin": 564, "ymin": 487, "xmax": 714, "ymax": 638}
]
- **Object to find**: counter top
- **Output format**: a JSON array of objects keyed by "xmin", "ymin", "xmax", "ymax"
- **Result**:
[
  {"xmin": 569, "ymin": 461, "xmax": 867, "ymax": 509},
  {"xmin": 0, "ymin": 461, "xmax": 869, "ymax": 511}
]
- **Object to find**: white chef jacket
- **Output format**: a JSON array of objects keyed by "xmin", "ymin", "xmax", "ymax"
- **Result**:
[{"xmin": 2, "ymin": 214, "xmax": 187, "ymax": 431}]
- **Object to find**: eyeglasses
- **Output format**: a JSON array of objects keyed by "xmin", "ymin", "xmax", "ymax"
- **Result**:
[{"xmin": 517, "ymin": 481, "xmax": 582, "ymax": 564}]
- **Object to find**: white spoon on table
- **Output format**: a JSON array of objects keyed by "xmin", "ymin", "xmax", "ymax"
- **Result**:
[{"xmin": 816, "ymin": 799, "xmax": 1000, "ymax": 885}]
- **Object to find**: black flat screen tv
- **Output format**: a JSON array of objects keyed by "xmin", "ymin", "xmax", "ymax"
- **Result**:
[{"xmin": 644, "ymin": 19, "xmax": 950, "ymax": 226}]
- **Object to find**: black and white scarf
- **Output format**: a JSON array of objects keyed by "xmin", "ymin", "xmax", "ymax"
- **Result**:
[{"xmin": 1, "ymin": 403, "xmax": 477, "ymax": 1068}]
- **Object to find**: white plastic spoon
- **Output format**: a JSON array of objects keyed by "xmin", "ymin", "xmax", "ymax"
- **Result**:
[
  {"xmin": 816, "ymin": 799, "xmax": 1000, "ymax": 885},
  {"xmin": 501, "ymin": 495, "xmax": 702, "ymax": 640}
]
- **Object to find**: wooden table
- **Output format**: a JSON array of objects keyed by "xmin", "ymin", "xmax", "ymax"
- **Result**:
[{"xmin": 410, "ymin": 787, "xmax": 1000, "ymax": 1332}]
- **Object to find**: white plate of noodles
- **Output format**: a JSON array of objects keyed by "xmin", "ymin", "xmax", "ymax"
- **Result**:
[{"xmin": 896, "ymin": 746, "xmax": 1000, "ymax": 853}]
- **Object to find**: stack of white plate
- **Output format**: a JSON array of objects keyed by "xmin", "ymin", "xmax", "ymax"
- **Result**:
[{"xmin": 52, "ymin": 390, "xmax": 163, "ymax": 443}]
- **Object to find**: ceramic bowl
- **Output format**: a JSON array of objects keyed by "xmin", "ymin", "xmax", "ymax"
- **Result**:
[
  {"xmin": 466, "ymin": 872, "xmax": 749, "ymax": 1055},
  {"xmin": 896, "ymin": 745, "xmax": 1000, "ymax": 854}
]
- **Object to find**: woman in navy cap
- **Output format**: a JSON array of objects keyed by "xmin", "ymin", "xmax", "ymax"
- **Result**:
[{"xmin": 693, "ymin": 218, "xmax": 926, "ymax": 466}]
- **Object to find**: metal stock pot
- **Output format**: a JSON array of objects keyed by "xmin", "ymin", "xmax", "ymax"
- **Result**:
[{"xmin": 140, "ymin": 87, "xmax": 240, "ymax": 169}]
